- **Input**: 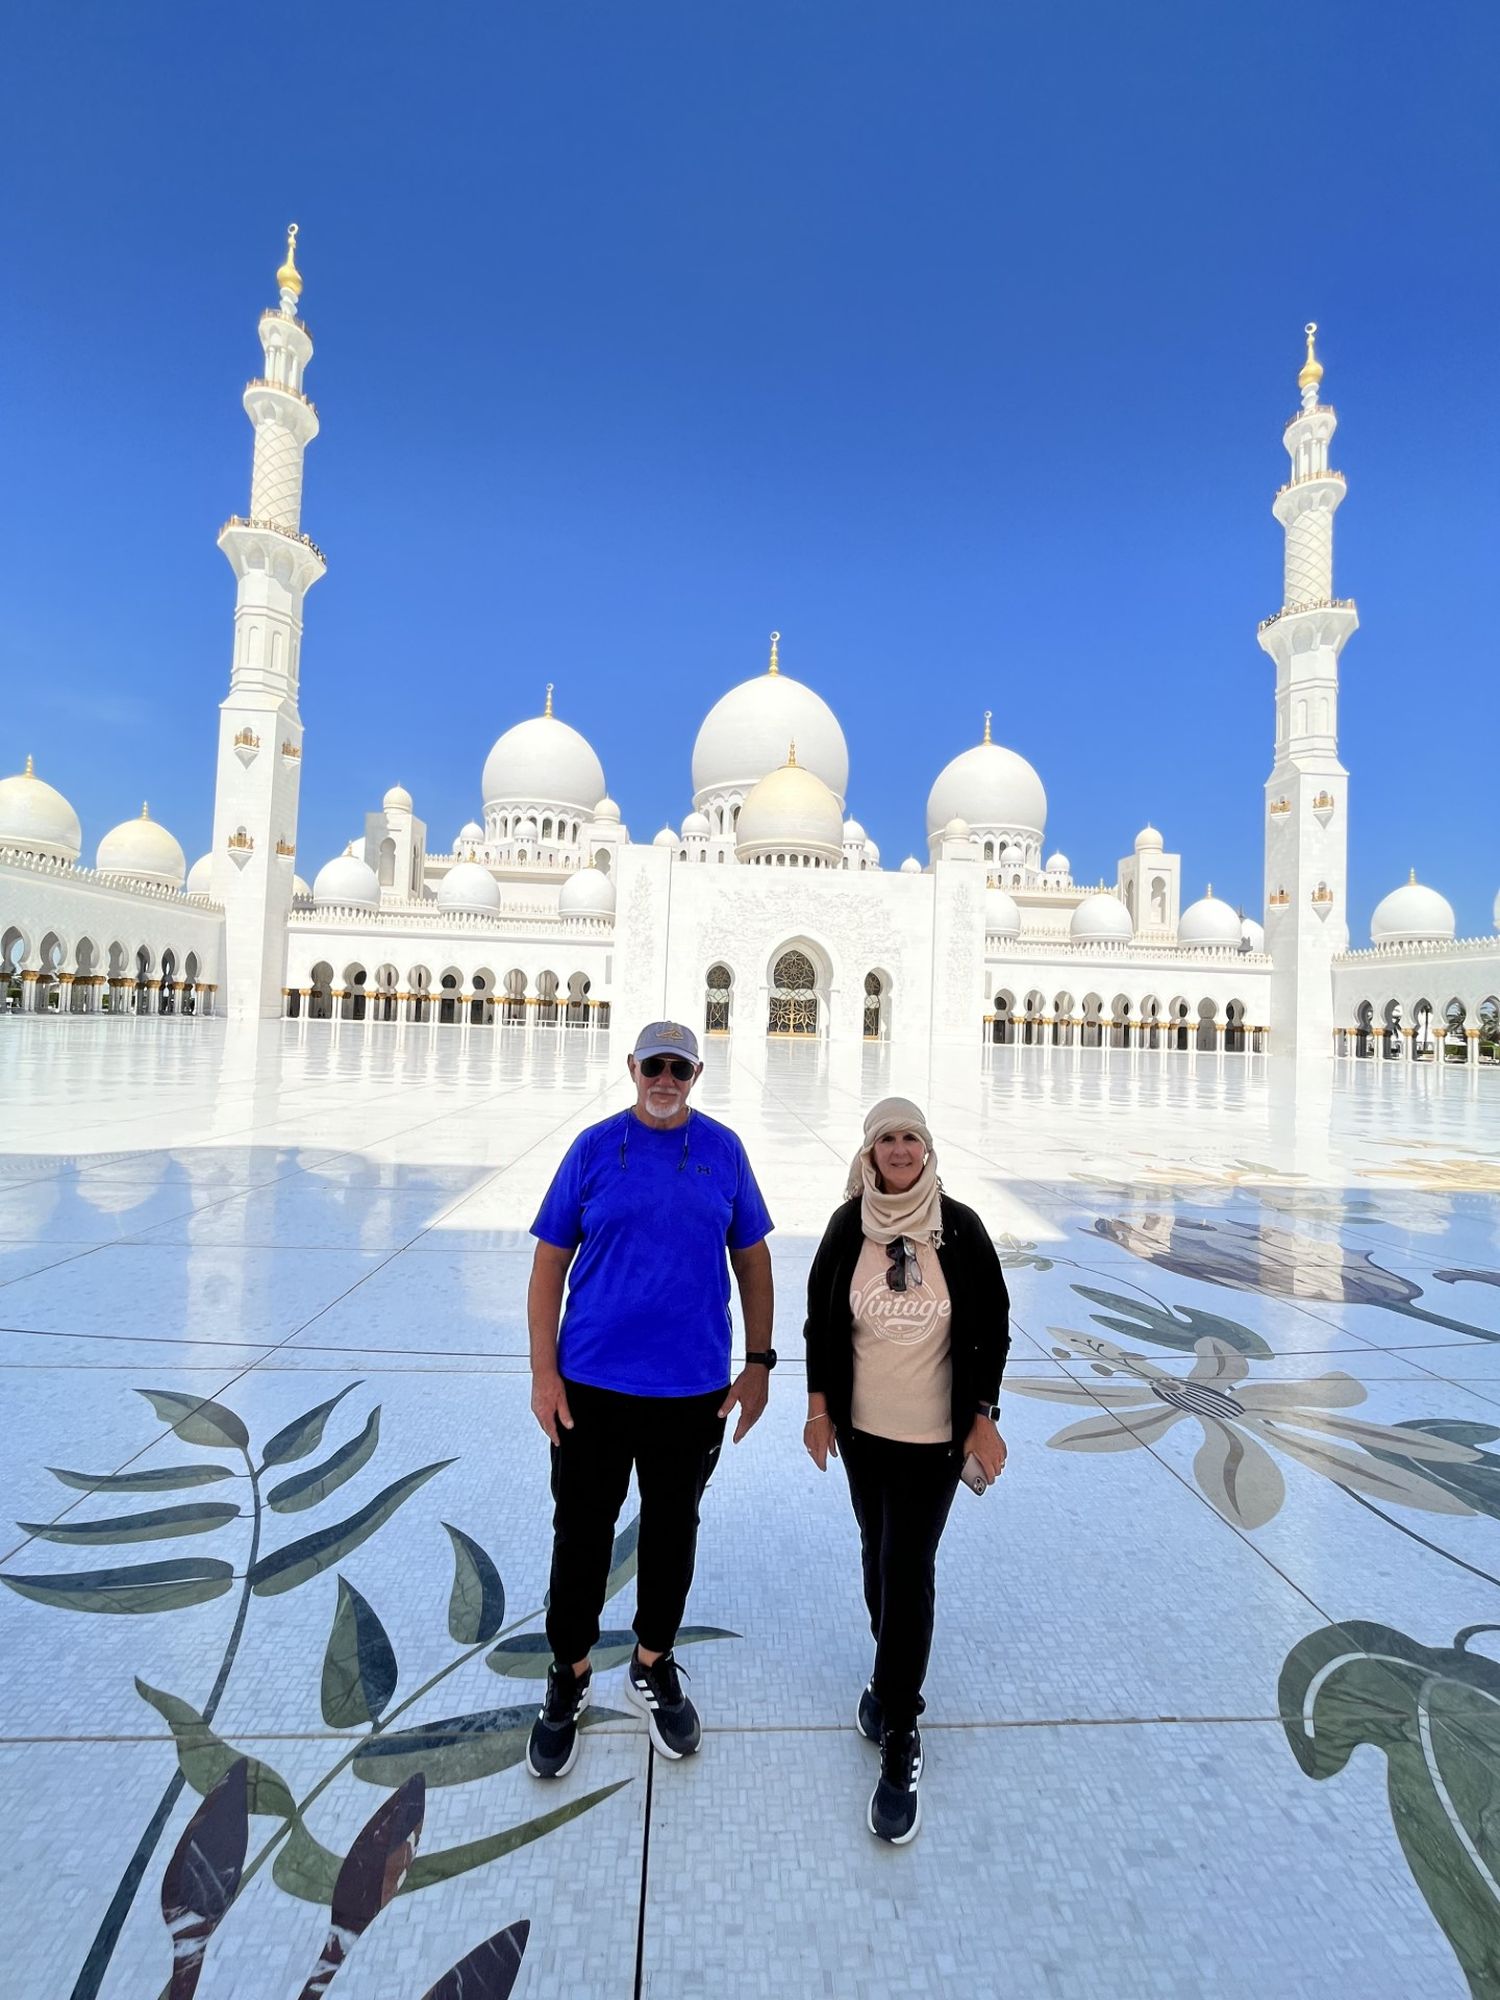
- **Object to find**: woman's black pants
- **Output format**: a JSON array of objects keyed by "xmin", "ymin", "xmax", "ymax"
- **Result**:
[
  {"xmin": 840, "ymin": 1428, "xmax": 962, "ymax": 1734},
  {"xmin": 545, "ymin": 1379, "xmax": 727, "ymax": 1666}
]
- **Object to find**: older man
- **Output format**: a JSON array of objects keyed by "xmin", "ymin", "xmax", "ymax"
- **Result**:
[{"xmin": 526, "ymin": 1021, "xmax": 775, "ymax": 1776}]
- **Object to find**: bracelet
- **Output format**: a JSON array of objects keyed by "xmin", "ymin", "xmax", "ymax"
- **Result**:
[{"xmin": 803, "ymin": 1413, "xmax": 832, "ymax": 1428}]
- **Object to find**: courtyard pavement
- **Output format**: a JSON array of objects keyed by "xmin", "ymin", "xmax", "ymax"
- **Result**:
[{"xmin": 2, "ymin": 1017, "xmax": 1499, "ymax": 1998}]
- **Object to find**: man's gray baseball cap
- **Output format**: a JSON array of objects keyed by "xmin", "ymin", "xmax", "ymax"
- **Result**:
[{"xmin": 632, "ymin": 1020, "xmax": 701, "ymax": 1066}]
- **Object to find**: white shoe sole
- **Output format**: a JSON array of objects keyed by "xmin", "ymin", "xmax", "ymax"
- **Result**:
[
  {"xmin": 867, "ymin": 1790, "xmax": 922, "ymax": 1845},
  {"xmin": 525, "ymin": 1683, "xmax": 590, "ymax": 1778},
  {"xmin": 623, "ymin": 1673, "xmax": 697, "ymax": 1759}
]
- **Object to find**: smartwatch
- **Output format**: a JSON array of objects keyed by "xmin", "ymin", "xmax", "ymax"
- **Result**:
[
  {"xmin": 975, "ymin": 1400, "xmax": 1001, "ymax": 1421},
  {"xmin": 746, "ymin": 1349, "xmax": 778, "ymax": 1370}
]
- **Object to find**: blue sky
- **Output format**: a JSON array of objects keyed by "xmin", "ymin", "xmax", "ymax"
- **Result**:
[{"xmin": 4, "ymin": 2, "xmax": 1496, "ymax": 933}]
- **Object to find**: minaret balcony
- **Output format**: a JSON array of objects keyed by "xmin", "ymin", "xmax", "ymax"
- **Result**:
[
  {"xmin": 219, "ymin": 517, "xmax": 328, "ymax": 588},
  {"xmin": 1257, "ymin": 597, "xmax": 1356, "ymax": 634},
  {"xmin": 245, "ymin": 377, "xmax": 318, "ymax": 417},
  {"xmin": 1274, "ymin": 468, "xmax": 1344, "ymax": 500}
]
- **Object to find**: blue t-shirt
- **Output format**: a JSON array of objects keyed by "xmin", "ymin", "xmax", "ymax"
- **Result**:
[{"xmin": 531, "ymin": 1108, "xmax": 773, "ymax": 1397}]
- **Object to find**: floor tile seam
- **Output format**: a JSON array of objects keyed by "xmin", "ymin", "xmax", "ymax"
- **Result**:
[{"xmin": 0, "ymin": 1245, "xmax": 110, "ymax": 1293}]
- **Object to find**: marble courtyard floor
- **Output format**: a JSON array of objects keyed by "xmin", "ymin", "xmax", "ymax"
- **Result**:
[{"xmin": 3, "ymin": 1019, "xmax": 1500, "ymax": 2000}]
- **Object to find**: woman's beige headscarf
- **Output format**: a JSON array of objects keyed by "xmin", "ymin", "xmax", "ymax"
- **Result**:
[{"xmin": 845, "ymin": 1096, "xmax": 943, "ymax": 1245}]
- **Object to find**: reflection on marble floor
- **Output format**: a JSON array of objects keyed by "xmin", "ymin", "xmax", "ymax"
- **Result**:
[{"xmin": 2, "ymin": 1018, "xmax": 1499, "ymax": 1998}]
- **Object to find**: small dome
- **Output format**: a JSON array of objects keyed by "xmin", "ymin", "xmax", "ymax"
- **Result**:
[
  {"xmin": 736, "ymin": 756, "xmax": 845, "ymax": 861},
  {"xmin": 926, "ymin": 736, "xmax": 1047, "ymax": 840},
  {"xmin": 455, "ymin": 819, "xmax": 484, "ymax": 847},
  {"xmin": 682, "ymin": 811, "xmax": 711, "ymax": 837},
  {"xmin": 985, "ymin": 887, "xmax": 1022, "ymax": 938},
  {"xmin": 1070, "ymin": 892, "xmax": 1133, "ymax": 943},
  {"xmin": 313, "ymin": 850, "xmax": 380, "ymax": 910},
  {"xmin": 1134, "ymin": 823, "xmax": 1164, "ymax": 852},
  {"xmin": 97, "ymin": 805, "xmax": 186, "ymax": 890},
  {"xmin": 843, "ymin": 817, "xmax": 867, "ymax": 843},
  {"xmin": 185, "ymin": 853, "xmax": 213, "ymax": 896},
  {"xmin": 943, "ymin": 817, "xmax": 970, "ymax": 839},
  {"xmin": 437, "ymin": 860, "xmax": 501, "ymax": 914},
  {"xmin": 1000, "ymin": 841, "xmax": 1026, "ymax": 867},
  {"xmin": 0, "ymin": 756, "xmax": 82, "ymax": 862},
  {"xmin": 482, "ymin": 708, "xmax": 606, "ymax": 816},
  {"xmin": 692, "ymin": 647, "xmax": 849, "ymax": 806},
  {"xmin": 1044, "ymin": 851, "xmax": 1070, "ymax": 875},
  {"xmin": 900, "ymin": 856, "xmax": 923, "ymax": 875},
  {"xmin": 559, "ymin": 866, "xmax": 617, "ymax": 919},
  {"xmin": 1240, "ymin": 916, "xmax": 1266, "ymax": 952},
  {"xmin": 383, "ymin": 782, "xmax": 413, "ymax": 812},
  {"xmin": 653, "ymin": 826, "xmax": 680, "ymax": 849},
  {"xmin": 593, "ymin": 796, "xmax": 621, "ymax": 823},
  {"xmin": 1371, "ymin": 873, "xmax": 1457, "ymax": 947},
  {"xmin": 293, "ymin": 875, "xmax": 312, "ymax": 901},
  {"xmin": 1178, "ymin": 888, "xmax": 1244, "ymax": 948}
]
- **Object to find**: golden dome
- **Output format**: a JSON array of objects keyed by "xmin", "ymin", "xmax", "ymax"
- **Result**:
[
  {"xmin": 276, "ymin": 224, "xmax": 302, "ymax": 298},
  {"xmin": 1298, "ymin": 321, "xmax": 1323, "ymax": 390}
]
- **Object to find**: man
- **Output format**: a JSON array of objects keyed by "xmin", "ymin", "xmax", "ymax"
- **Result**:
[{"xmin": 526, "ymin": 1020, "xmax": 775, "ymax": 1777}]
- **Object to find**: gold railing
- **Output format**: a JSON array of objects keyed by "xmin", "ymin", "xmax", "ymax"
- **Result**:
[
  {"xmin": 1258, "ymin": 597, "xmax": 1356, "ymax": 632},
  {"xmin": 220, "ymin": 516, "xmax": 327, "ymax": 564},
  {"xmin": 1275, "ymin": 468, "xmax": 1345, "ymax": 498},
  {"xmin": 245, "ymin": 377, "xmax": 318, "ymax": 416}
]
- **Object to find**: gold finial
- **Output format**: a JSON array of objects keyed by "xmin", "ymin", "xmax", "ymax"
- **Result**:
[
  {"xmin": 544, "ymin": 683, "xmax": 554, "ymax": 718},
  {"xmin": 141, "ymin": 802, "xmax": 151, "ymax": 820},
  {"xmin": 24, "ymin": 753, "xmax": 34, "ymax": 777},
  {"xmin": 1409, "ymin": 866, "xmax": 1417, "ymax": 885},
  {"xmin": 983, "ymin": 710, "xmax": 992, "ymax": 745},
  {"xmin": 768, "ymin": 631, "xmax": 780, "ymax": 676},
  {"xmin": 1207, "ymin": 882, "xmax": 1213, "ymax": 897},
  {"xmin": 787, "ymin": 741, "xmax": 797, "ymax": 767},
  {"xmin": 1298, "ymin": 321, "xmax": 1323, "ymax": 390},
  {"xmin": 276, "ymin": 223, "xmax": 302, "ymax": 298}
]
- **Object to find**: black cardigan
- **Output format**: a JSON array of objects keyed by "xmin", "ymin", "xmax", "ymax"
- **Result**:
[{"xmin": 802, "ymin": 1193, "xmax": 1011, "ymax": 1452}]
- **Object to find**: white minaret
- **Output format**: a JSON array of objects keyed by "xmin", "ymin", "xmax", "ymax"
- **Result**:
[
  {"xmin": 209, "ymin": 226, "xmax": 326, "ymax": 1018},
  {"xmin": 1257, "ymin": 324, "xmax": 1356, "ymax": 1057}
]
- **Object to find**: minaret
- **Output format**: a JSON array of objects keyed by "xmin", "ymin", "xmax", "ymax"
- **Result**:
[
  {"xmin": 1257, "ymin": 324, "xmax": 1356, "ymax": 1056},
  {"xmin": 209, "ymin": 226, "xmax": 326, "ymax": 1017}
]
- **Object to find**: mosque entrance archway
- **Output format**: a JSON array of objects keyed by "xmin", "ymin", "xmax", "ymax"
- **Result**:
[
  {"xmin": 705, "ymin": 963, "xmax": 733, "ymax": 1035},
  {"xmin": 768, "ymin": 947, "xmax": 820, "ymax": 1037}
]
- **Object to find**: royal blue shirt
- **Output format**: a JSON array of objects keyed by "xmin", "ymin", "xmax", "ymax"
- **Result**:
[{"xmin": 531, "ymin": 1108, "xmax": 774, "ymax": 1397}]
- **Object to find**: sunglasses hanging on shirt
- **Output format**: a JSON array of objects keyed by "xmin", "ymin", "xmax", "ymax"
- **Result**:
[{"xmin": 885, "ymin": 1236, "xmax": 922, "ymax": 1292}]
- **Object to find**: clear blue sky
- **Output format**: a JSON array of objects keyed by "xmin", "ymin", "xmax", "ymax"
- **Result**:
[{"xmin": 4, "ymin": 2, "xmax": 1496, "ymax": 933}]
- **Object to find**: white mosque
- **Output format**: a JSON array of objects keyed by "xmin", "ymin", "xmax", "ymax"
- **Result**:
[{"xmin": 2, "ymin": 232, "xmax": 1497, "ymax": 1063}]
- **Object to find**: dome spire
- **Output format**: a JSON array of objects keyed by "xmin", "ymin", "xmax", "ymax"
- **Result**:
[
  {"xmin": 24, "ymin": 753, "xmax": 34, "ymax": 777},
  {"xmin": 276, "ymin": 223, "xmax": 302, "ymax": 305},
  {"xmin": 983, "ymin": 710, "xmax": 992, "ymax": 745},
  {"xmin": 787, "ymin": 740, "xmax": 797, "ymax": 767},
  {"xmin": 1297, "ymin": 320, "xmax": 1323, "ymax": 407},
  {"xmin": 141, "ymin": 802, "xmax": 151, "ymax": 820},
  {"xmin": 1409, "ymin": 866, "xmax": 1417, "ymax": 885},
  {"xmin": 767, "ymin": 631, "xmax": 780, "ymax": 677},
  {"xmin": 544, "ymin": 682, "xmax": 554, "ymax": 718}
]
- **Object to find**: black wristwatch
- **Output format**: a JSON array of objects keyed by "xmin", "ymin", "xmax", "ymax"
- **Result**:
[
  {"xmin": 745, "ymin": 1348, "xmax": 778, "ymax": 1370},
  {"xmin": 975, "ymin": 1400, "xmax": 1001, "ymax": 1421}
]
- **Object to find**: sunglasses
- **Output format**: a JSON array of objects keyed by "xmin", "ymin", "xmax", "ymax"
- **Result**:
[
  {"xmin": 886, "ymin": 1237, "xmax": 922, "ymax": 1292},
  {"xmin": 639, "ymin": 1056, "xmax": 697, "ymax": 1081}
]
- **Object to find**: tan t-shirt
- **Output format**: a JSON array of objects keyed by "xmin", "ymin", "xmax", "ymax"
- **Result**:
[{"xmin": 849, "ymin": 1235, "xmax": 953, "ymax": 1444}]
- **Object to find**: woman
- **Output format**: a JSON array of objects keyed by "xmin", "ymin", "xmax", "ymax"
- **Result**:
[{"xmin": 803, "ymin": 1096, "xmax": 1009, "ymax": 1844}]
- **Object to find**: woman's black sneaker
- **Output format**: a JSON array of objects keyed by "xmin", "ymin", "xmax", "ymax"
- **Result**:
[
  {"xmin": 868, "ymin": 1726, "xmax": 923, "ymax": 1844},
  {"xmin": 526, "ymin": 1662, "xmax": 592, "ymax": 1779},
  {"xmin": 625, "ymin": 1648, "xmax": 702, "ymax": 1758},
  {"xmin": 856, "ymin": 1682, "xmax": 883, "ymax": 1744}
]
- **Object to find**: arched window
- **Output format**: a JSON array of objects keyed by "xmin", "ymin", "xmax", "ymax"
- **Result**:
[
  {"xmin": 706, "ymin": 963, "xmax": 733, "ymax": 1034},
  {"xmin": 863, "ymin": 972, "xmax": 883, "ymax": 1040}
]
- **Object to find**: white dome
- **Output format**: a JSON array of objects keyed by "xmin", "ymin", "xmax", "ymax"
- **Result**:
[
  {"xmin": 900, "ymin": 856, "xmax": 923, "ymax": 875},
  {"xmin": 313, "ymin": 851, "xmax": 380, "ymax": 910},
  {"xmin": 559, "ymin": 867, "xmax": 617, "ymax": 919},
  {"xmin": 653, "ymin": 826, "xmax": 680, "ymax": 849},
  {"xmin": 1045, "ymin": 851, "xmax": 1070, "ymax": 875},
  {"xmin": 437, "ymin": 860, "xmax": 501, "ymax": 914},
  {"xmin": 482, "ymin": 711, "xmax": 606, "ymax": 814},
  {"xmin": 926, "ymin": 737, "xmax": 1046, "ymax": 840},
  {"xmin": 1000, "ymin": 841, "xmax": 1026, "ymax": 867},
  {"xmin": 692, "ymin": 658, "xmax": 848, "ymax": 807},
  {"xmin": 736, "ymin": 758, "xmax": 845, "ymax": 860},
  {"xmin": 455, "ymin": 819, "xmax": 484, "ymax": 847},
  {"xmin": 682, "ymin": 811, "xmax": 710, "ymax": 837},
  {"xmin": 1178, "ymin": 888, "xmax": 1244, "ymax": 948},
  {"xmin": 383, "ymin": 783, "xmax": 413, "ymax": 812},
  {"xmin": 1240, "ymin": 916, "xmax": 1266, "ymax": 952},
  {"xmin": 843, "ymin": 817, "xmax": 867, "ymax": 843},
  {"xmin": 96, "ymin": 805, "xmax": 186, "ymax": 889},
  {"xmin": 0, "ymin": 757, "xmax": 82, "ymax": 862},
  {"xmin": 293, "ymin": 875, "xmax": 312, "ymax": 901},
  {"xmin": 185, "ymin": 853, "xmax": 213, "ymax": 897},
  {"xmin": 1371, "ymin": 874, "xmax": 1456, "ymax": 947},
  {"xmin": 1134, "ymin": 823, "xmax": 1164, "ymax": 852},
  {"xmin": 985, "ymin": 888, "xmax": 1022, "ymax": 938},
  {"xmin": 593, "ymin": 796, "xmax": 621, "ymax": 823},
  {"xmin": 1070, "ymin": 892, "xmax": 1133, "ymax": 943},
  {"xmin": 944, "ymin": 817, "xmax": 970, "ymax": 839}
]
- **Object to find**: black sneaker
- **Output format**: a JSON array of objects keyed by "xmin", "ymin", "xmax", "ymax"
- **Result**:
[
  {"xmin": 856, "ymin": 1682, "xmax": 883, "ymax": 1745},
  {"xmin": 868, "ymin": 1726, "xmax": 923, "ymax": 1844},
  {"xmin": 526, "ymin": 1662, "xmax": 592, "ymax": 1779},
  {"xmin": 624, "ymin": 1648, "xmax": 702, "ymax": 1759}
]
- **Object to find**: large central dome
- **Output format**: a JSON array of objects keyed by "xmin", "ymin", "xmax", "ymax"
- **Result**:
[
  {"xmin": 692, "ymin": 637, "xmax": 848, "ymax": 808},
  {"xmin": 482, "ymin": 700, "xmax": 606, "ymax": 814}
]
